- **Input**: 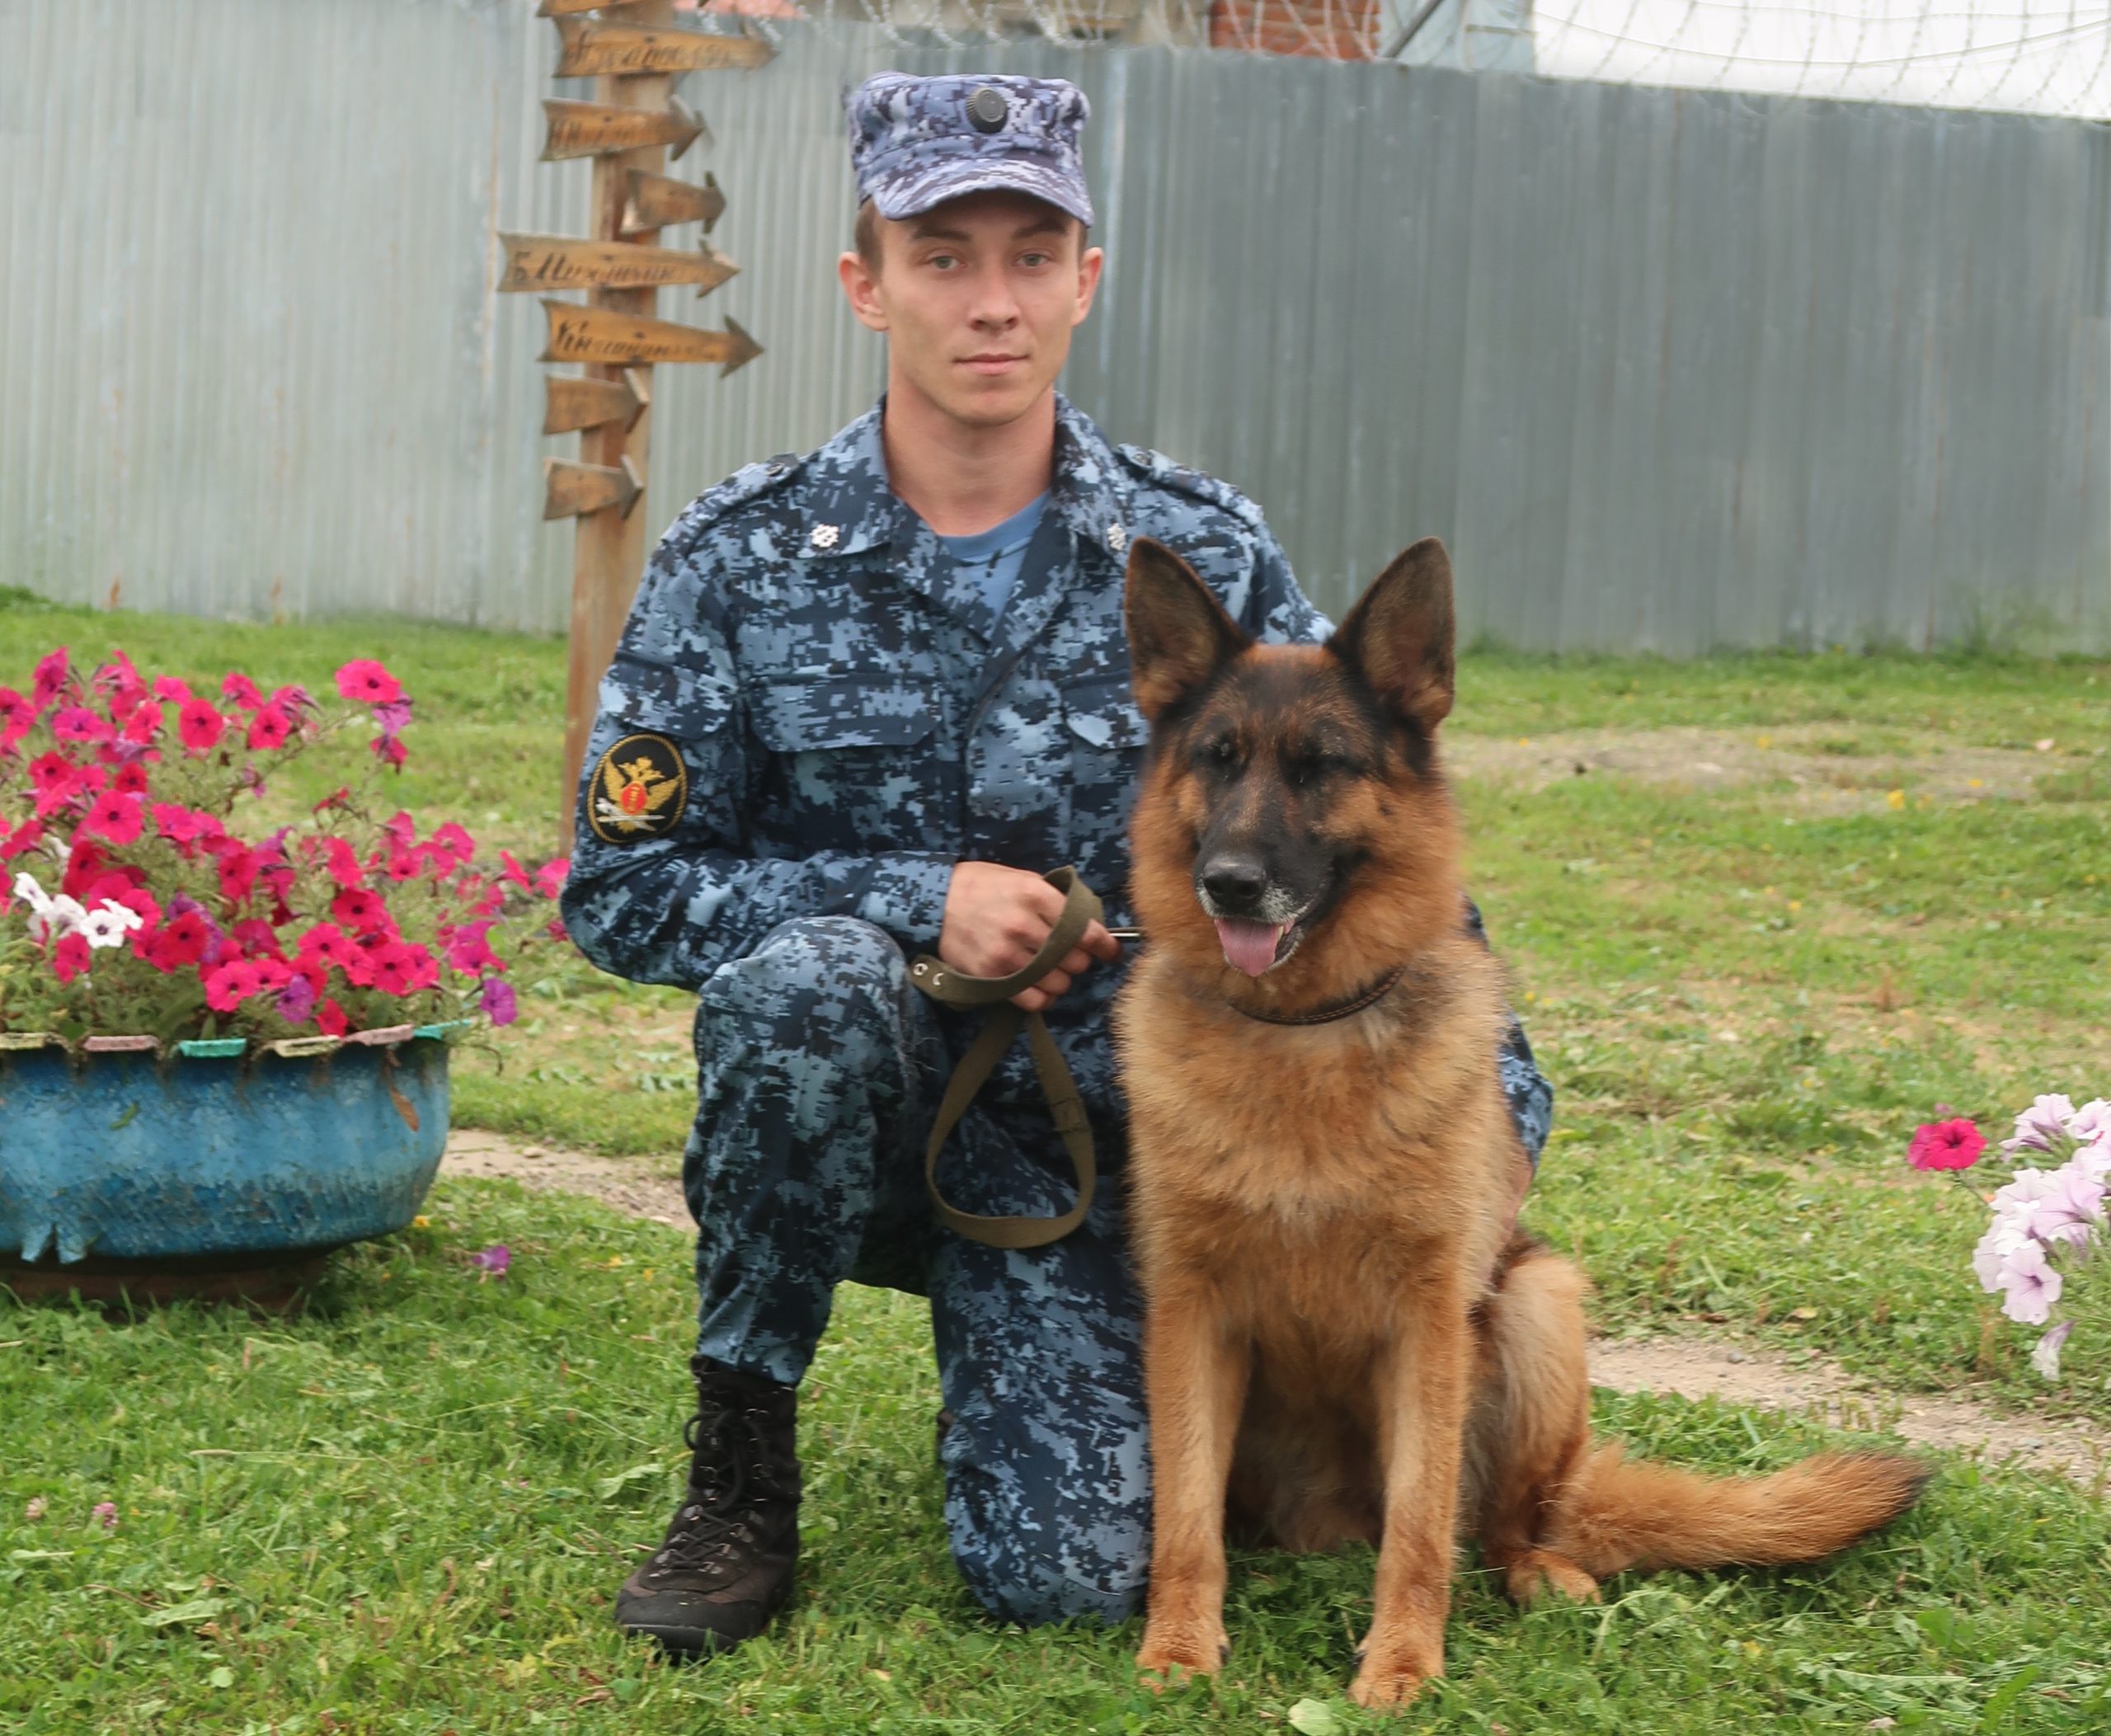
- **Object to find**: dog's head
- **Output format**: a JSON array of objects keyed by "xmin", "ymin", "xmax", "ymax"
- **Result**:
[{"xmin": 1123, "ymin": 537, "xmax": 1464, "ymax": 994}]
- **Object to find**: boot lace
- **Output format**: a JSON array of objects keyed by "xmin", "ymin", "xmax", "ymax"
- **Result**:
[{"xmin": 651, "ymin": 1396, "xmax": 785, "ymax": 1573}]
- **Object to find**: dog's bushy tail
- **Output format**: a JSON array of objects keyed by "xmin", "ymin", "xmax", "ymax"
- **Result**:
[{"xmin": 1546, "ymin": 1444, "xmax": 1931, "ymax": 1578}]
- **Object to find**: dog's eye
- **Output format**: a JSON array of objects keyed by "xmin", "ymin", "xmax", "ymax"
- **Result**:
[{"xmin": 1202, "ymin": 736, "xmax": 1239, "ymax": 768}]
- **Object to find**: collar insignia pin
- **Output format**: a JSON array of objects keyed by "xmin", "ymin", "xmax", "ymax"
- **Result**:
[
  {"xmin": 1107, "ymin": 520, "xmax": 1127, "ymax": 553},
  {"xmin": 809, "ymin": 523, "xmax": 839, "ymax": 549}
]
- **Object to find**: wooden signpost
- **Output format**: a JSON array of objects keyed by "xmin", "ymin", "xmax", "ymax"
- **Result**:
[
  {"xmin": 621, "ymin": 170, "xmax": 725, "ymax": 236},
  {"xmin": 539, "ymin": 97, "xmax": 705, "ymax": 162},
  {"xmin": 498, "ymin": 0, "xmax": 771, "ymax": 850}
]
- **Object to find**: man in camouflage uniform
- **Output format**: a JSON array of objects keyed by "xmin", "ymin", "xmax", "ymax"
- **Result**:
[{"xmin": 557, "ymin": 70, "xmax": 1553, "ymax": 1658}]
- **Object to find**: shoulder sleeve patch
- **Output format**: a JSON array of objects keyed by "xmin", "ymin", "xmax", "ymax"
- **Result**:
[
  {"xmin": 1113, "ymin": 442, "xmax": 1267, "ymax": 532},
  {"xmin": 587, "ymin": 733, "xmax": 689, "ymax": 845}
]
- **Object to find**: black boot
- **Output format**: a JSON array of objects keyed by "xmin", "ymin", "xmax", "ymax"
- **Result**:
[{"xmin": 614, "ymin": 1357, "xmax": 801, "ymax": 1658}]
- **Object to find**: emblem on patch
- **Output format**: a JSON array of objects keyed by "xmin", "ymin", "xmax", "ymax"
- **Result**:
[{"xmin": 590, "ymin": 734, "xmax": 688, "ymax": 844}]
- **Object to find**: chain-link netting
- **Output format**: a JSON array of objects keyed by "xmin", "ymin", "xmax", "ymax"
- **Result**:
[{"xmin": 679, "ymin": 0, "xmax": 2111, "ymax": 119}]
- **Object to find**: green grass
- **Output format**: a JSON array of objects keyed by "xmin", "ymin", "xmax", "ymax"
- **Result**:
[
  {"xmin": 4, "ymin": 597, "xmax": 2109, "ymax": 1732},
  {"xmin": 6, "ymin": 1183, "xmax": 2109, "ymax": 1735}
]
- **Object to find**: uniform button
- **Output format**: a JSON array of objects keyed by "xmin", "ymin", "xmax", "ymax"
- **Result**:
[
  {"xmin": 809, "ymin": 524, "xmax": 839, "ymax": 549},
  {"xmin": 1107, "ymin": 520, "xmax": 1127, "ymax": 553}
]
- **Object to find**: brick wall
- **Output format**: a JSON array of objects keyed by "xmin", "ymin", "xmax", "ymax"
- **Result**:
[{"xmin": 1207, "ymin": 0, "xmax": 1380, "ymax": 59}]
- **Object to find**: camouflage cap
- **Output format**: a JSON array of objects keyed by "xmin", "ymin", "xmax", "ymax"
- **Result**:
[{"xmin": 846, "ymin": 72, "xmax": 1094, "ymax": 229}]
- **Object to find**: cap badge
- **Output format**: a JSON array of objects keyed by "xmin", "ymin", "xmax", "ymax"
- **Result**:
[{"xmin": 966, "ymin": 87, "xmax": 1008, "ymax": 133}]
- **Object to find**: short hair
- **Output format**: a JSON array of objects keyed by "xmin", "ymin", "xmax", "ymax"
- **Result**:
[{"xmin": 853, "ymin": 198, "xmax": 1088, "ymax": 276}]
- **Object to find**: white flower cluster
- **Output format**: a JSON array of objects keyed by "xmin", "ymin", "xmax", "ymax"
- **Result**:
[
  {"xmin": 9, "ymin": 870, "xmax": 144, "ymax": 951},
  {"xmin": 1975, "ymin": 1094, "xmax": 2111, "ymax": 1379}
]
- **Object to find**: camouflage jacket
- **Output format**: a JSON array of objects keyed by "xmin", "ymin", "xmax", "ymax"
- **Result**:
[{"xmin": 560, "ymin": 394, "xmax": 1325, "ymax": 1004}]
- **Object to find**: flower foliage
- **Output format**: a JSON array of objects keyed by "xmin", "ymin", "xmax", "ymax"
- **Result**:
[
  {"xmin": 1915, "ymin": 1096, "xmax": 2111, "ymax": 1381},
  {"xmin": 0, "ymin": 647, "xmax": 570, "ymax": 1047}
]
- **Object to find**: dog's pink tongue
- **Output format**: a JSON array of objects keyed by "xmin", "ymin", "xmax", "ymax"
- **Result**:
[{"xmin": 1215, "ymin": 918, "xmax": 1286, "ymax": 978}]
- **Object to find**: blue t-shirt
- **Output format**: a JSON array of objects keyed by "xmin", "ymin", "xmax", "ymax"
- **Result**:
[{"xmin": 935, "ymin": 492, "xmax": 1049, "ymax": 622}]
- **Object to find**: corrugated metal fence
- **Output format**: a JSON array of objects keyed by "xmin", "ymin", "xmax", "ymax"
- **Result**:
[{"xmin": 2, "ymin": 0, "xmax": 2104, "ymax": 650}]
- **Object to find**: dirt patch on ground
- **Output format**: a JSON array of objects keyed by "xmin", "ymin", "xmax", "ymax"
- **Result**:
[
  {"xmin": 444, "ymin": 1128, "xmax": 688, "ymax": 1227},
  {"xmin": 1448, "ymin": 724, "xmax": 2077, "ymax": 812},
  {"xmin": 441, "ymin": 1129, "xmax": 2111, "ymax": 1490},
  {"xmin": 1591, "ymin": 1334, "xmax": 2109, "ymax": 1489}
]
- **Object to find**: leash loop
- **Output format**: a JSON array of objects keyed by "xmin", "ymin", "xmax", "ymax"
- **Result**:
[{"xmin": 909, "ymin": 867, "xmax": 1103, "ymax": 1249}]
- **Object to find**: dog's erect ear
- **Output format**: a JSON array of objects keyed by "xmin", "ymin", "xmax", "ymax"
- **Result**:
[
  {"xmin": 1329, "ymin": 537, "xmax": 1456, "ymax": 734},
  {"xmin": 1124, "ymin": 538, "xmax": 1253, "ymax": 721}
]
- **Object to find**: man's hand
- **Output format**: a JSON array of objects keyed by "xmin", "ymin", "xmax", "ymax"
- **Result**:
[{"xmin": 939, "ymin": 862, "xmax": 1121, "ymax": 1013}]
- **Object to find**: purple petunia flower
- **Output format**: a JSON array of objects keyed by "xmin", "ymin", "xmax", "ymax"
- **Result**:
[
  {"xmin": 469, "ymin": 1244, "xmax": 511, "ymax": 1278},
  {"xmin": 478, "ymin": 976, "xmax": 518, "ymax": 1028},
  {"xmin": 276, "ymin": 974, "xmax": 317, "ymax": 1023},
  {"xmin": 91, "ymin": 1501, "xmax": 118, "ymax": 1532}
]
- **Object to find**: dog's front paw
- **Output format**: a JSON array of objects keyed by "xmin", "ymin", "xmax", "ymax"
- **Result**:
[
  {"xmin": 1136, "ymin": 1618, "xmax": 1229, "ymax": 1689},
  {"xmin": 1348, "ymin": 1637, "xmax": 1443, "ymax": 1710}
]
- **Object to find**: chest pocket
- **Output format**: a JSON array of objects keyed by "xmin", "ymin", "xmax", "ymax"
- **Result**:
[
  {"xmin": 1060, "ymin": 674, "xmax": 1149, "ymax": 755},
  {"xmin": 748, "ymin": 676, "xmax": 941, "ymax": 850}
]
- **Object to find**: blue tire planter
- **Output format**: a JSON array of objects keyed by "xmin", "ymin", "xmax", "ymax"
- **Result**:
[{"xmin": 0, "ymin": 1036, "xmax": 450, "ymax": 1277}]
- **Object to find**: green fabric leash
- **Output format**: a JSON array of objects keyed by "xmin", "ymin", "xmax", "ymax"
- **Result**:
[{"xmin": 908, "ymin": 866, "xmax": 1102, "ymax": 1249}]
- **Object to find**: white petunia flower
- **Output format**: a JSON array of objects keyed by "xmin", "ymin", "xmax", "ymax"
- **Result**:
[{"xmin": 78, "ymin": 901, "xmax": 143, "ymax": 950}]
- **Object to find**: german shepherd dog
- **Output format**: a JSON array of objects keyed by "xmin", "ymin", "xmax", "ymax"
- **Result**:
[{"xmin": 1112, "ymin": 536, "xmax": 1928, "ymax": 1709}]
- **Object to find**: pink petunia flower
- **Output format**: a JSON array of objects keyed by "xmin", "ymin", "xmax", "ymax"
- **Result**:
[
  {"xmin": 2066, "ymin": 1099, "xmax": 2111, "ymax": 1147},
  {"xmin": 370, "ymin": 733, "xmax": 407, "ymax": 769},
  {"xmin": 447, "ymin": 922, "xmax": 502, "ymax": 976},
  {"xmin": 120, "ymin": 698, "xmax": 163, "ymax": 746},
  {"xmin": 220, "ymin": 672, "xmax": 264, "ymax": 713},
  {"xmin": 534, "ymin": 858, "xmax": 571, "ymax": 899},
  {"xmin": 432, "ymin": 821, "xmax": 475, "ymax": 863},
  {"xmin": 151, "ymin": 675, "xmax": 193, "ymax": 704},
  {"xmin": 0, "ymin": 688, "xmax": 33, "ymax": 732},
  {"xmin": 316, "ymin": 998, "xmax": 348, "ymax": 1037},
  {"xmin": 366, "ymin": 942, "xmax": 421, "ymax": 996},
  {"xmin": 177, "ymin": 698, "xmax": 226, "ymax": 755},
  {"xmin": 111, "ymin": 761, "xmax": 150, "ymax": 796},
  {"xmin": 497, "ymin": 849, "xmax": 533, "ymax": 891},
  {"xmin": 216, "ymin": 845, "xmax": 260, "ymax": 906},
  {"xmin": 1996, "ymin": 1237, "xmax": 2062, "ymax": 1325},
  {"xmin": 52, "ymin": 933, "xmax": 91, "ymax": 984},
  {"xmin": 51, "ymin": 706, "xmax": 112, "ymax": 746},
  {"xmin": 80, "ymin": 789, "xmax": 144, "ymax": 846},
  {"xmin": 317, "ymin": 836, "xmax": 364, "ymax": 889},
  {"xmin": 203, "ymin": 958, "xmax": 266, "ymax": 1013},
  {"xmin": 2003, "ymin": 1094, "xmax": 2077, "ymax": 1155},
  {"xmin": 245, "ymin": 705, "xmax": 294, "ymax": 751},
  {"xmin": 296, "ymin": 922, "xmax": 362, "ymax": 971},
  {"xmin": 32, "ymin": 649, "xmax": 71, "ymax": 710},
  {"xmin": 90, "ymin": 1500, "xmax": 118, "ymax": 1533},
  {"xmin": 336, "ymin": 660, "xmax": 404, "ymax": 706},
  {"xmin": 331, "ymin": 887, "xmax": 392, "ymax": 935}
]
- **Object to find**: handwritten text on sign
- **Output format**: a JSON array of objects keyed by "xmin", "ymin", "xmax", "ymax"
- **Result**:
[
  {"xmin": 499, "ymin": 233, "xmax": 739, "ymax": 294},
  {"xmin": 539, "ymin": 299, "xmax": 764, "ymax": 374},
  {"xmin": 553, "ymin": 18, "xmax": 772, "ymax": 76}
]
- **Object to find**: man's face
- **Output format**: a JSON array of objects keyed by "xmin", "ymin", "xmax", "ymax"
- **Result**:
[{"xmin": 839, "ymin": 191, "xmax": 1105, "ymax": 430}]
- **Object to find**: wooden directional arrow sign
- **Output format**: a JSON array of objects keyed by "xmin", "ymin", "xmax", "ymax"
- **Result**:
[
  {"xmin": 544, "ymin": 454, "xmax": 644, "ymax": 521},
  {"xmin": 540, "ymin": 299, "xmax": 763, "ymax": 374},
  {"xmin": 553, "ymin": 17, "xmax": 772, "ymax": 76},
  {"xmin": 622, "ymin": 169, "xmax": 725, "ymax": 237},
  {"xmin": 499, "ymin": 232, "xmax": 739, "ymax": 295},
  {"xmin": 540, "ymin": 96, "xmax": 704, "ymax": 162},
  {"xmin": 543, "ymin": 369, "xmax": 650, "ymax": 437}
]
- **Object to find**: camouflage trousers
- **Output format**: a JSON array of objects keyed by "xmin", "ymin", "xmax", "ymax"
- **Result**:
[{"xmin": 686, "ymin": 915, "xmax": 1149, "ymax": 1627}]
